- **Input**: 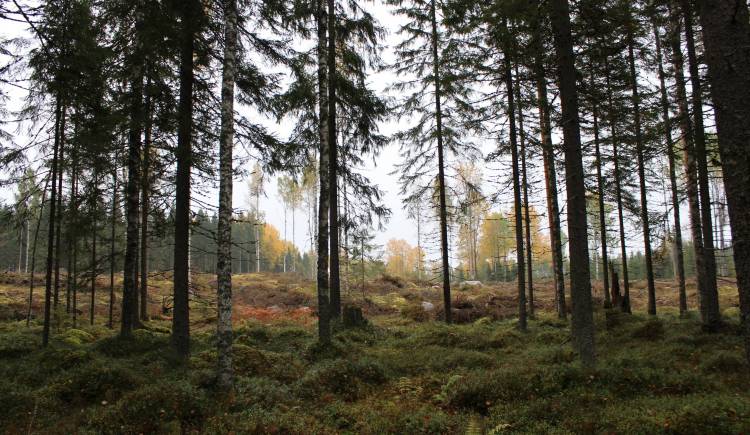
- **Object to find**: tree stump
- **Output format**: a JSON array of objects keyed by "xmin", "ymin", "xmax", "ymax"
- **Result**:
[{"xmin": 342, "ymin": 306, "xmax": 366, "ymax": 328}]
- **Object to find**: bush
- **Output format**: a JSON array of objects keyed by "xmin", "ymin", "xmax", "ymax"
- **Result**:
[
  {"xmin": 51, "ymin": 360, "xmax": 140, "ymax": 404},
  {"xmin": 700, "ymin": 351, "xmax": 748, "ymax": 373},
  {"xmin": 631, "ymin": 319, "xmax": 664, "ymax": 341},
  {"xmin": 87, "ymin": 379, "xmax": 209, "ymax": 434},
  {"xmin": 297, "ymin": 357, "xmax": 386, "ymax": 401},
  {"xmin": 0, "ymin": 329, "xmax": 38, "ymax": 358},
  {"xmin": 401, "ymin": 304, "xmax": 430, "ymax": 322},
  {"xmin": 233, "ymin": 376, "xmax": 295, "ymax": 410}
]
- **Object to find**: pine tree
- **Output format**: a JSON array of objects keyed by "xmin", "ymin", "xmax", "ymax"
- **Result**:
[
  {"xmin": 216, "ymin": 0, "xmax": 238, "ymax": 390},
  {"xmin": 549, "ymin": 0, "xmax": 596, "ymax": 367},
  {"xmin": 694, "ymin": 0, "xmax": 750, "ymax": 362}
]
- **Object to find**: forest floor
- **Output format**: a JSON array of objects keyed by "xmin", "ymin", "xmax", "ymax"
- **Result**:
[{"xmin": 0, "ymin": 271, "xmax": 749, "ymax": 434}]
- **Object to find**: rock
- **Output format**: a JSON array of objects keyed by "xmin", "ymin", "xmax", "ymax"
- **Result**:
[
  {"xmin": 460, "ymin": 280, "xmax": 482, "ymax": 286},
  {"xmin": 421, "ymin": 301, "xmax": 435, "ymax": 311}
]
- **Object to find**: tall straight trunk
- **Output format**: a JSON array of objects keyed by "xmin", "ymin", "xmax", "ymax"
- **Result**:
[
  {"xmin": 695, "ymin": 0, "xmax": 750, "ymax": 362},
  {"xmin": 532, "ymin": 14, "xmax": 566, "ymax": 319},
  {"xmin": 42, "ymin": 98, "xmax": 62, "ymax": 346},
  {"xmin": 90, "ymin": 176, "xmax": 97, "ymax": 325},
  {"xmin": 25, "ymin": 212, "xmax": 30, "ymax": 274},
  {"xmin": 503, "ymin": 30, "xmax": 527, "ymax": 332},
  {"xmin": 654, "ymin": 16, "xmax": 687, "ymax": 315},
  {"xmin": 626, "ymin": 22, "xmax": 657, "ymax": 315},
  {"xmin": 429, "ymin": 0, "xmax": 452, "ymax": 323},
  {"xmin": 590, "ymin": 78, "xmax": 610, "ymax": 307},
  {"xmin": 122, "ymin": 43, "xmax": 144, "ymax": 338},
  {"xmin": 549, "ymin": 0, "xmax": 596, "ymax": 366},
  {"xmin": 53, "ymin": 107, "xmax": 66, "ymax": 308},
  {"xmin": 316, "ymin": 0, "xmax": 331, "ymax": 342},
  {"xmin": 71, "ymin": 176, "xmax": 77, "ymax": 328},
  {"xmin": 18, "ymin": 224, "xmax": 23, "ymax": 273},
  {"xmin": 140, "ymin": 77, "xmax": 152, "ymax": 322},
  {"xmin": 327, "ymin": 0, "xmax": 341, "ymax": 319},
  {"xmin": 683, "ymin": 1, "xmax": 721, "ymax": 328},
  {"xmin": 669, "ymin": 2, "xmax": 704, "ymax": 317},
  {"xmin": 514, "ymin": 63, "xmax": 534, "ymax": 318},
  {"xmin": 108, "ymin": 169, "xmax": 117, "ymax": 329},
  {"xmin": 27, "ymin": 176, "xmax": 49, "ymax": 326},
  {"xmin": 172, "ymin": 0, "xmax": 198, "ymax": 358},
  {"xmin": 216, "ymin": 0, "xmax": 237, "ymax": 389},
  {"xmin": 605, "ymin": 57, "xmax": 632, "ymax": 314}
]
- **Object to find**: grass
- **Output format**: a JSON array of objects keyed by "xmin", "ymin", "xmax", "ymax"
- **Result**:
[{"xmin": 0, "ymin": 274, "xmax": 749, "ymax": 433}]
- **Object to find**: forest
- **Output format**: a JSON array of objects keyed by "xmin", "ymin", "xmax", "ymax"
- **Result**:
[{"xmin": 0, "ymin": 0, "xmax": 749, "ymax": 433}]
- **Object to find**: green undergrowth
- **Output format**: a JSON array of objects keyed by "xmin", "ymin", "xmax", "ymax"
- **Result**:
[{"xmin": 0, "ymin": 309, "xmax": 749, "ymax": 434}]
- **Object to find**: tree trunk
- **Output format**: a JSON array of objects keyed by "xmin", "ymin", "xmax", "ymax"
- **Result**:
[
  {"xmin": 27, "ymin": 175, "xmax": 49, "ymax": 326},
  {"xmin": 140, "ymin": 76, "xmax": 153, "ymax": 322},
  {"xmin": 683, "ymin": 0, "xmax": 721, "ymax": 329},
  {"xmin": 549, "ymin": 0, "xmax": 596, "ymax": 367},
  {"xmin": 626, "ymin": 21, "xmax": 657, "ymax": 315},
  {"xmin": 316, "ymin": 0, "xmax": 331, "ymax": 342},
  {"xmin": 654, "ymin": 16, "xmax": 687, "ymax": 316},
  {"xmin": 514, "ymin": 63, "xmax": 535, "ymax": 319},
  {"xmin": 172, "ymin": 0, "xmax": 198, "ymax": 358},
  {"xmin": 90, "ymin": 175, "xmax": 97, "ymax": 326},
  {"xmin": 429, "ymin": 0, "xmax": 452, "ymax": 323},
  {"xmin": 695, "ymin": 0, "xmax": 750, "ymax": 362},
  {"xmin": 327, "ymin": 0, "xmax": 341, "ymax": 320},
  {"xmin": 604, "ymin": 57, "xmax": 632, "ymax": 314},
  {"xmin": 590, "ymin": 71, "xmax": 611, "ymax": 308},
  {"xmin": 122, "ymin": 34, "xmax": 144, "ymax": 338},
  {"xmin": 53, "ymin": 107, "xmax": 66, "ymax": 309},
  {"xmin": 109, "ymin": 168, "xmax": 117, "ymax": 329},
  {"xmin": 216, "ymin": 0, "xmax": 237, "ymax": 390},
  {"xmin": 532, "ymin": 11, "xmax": 566, "ymax": 319},
  {"xmin": 503, "ymin": 36, "xmax": 527, "ymax": 332},
  {"xmin": 42, "ymin": 98, "xmax": 62, "ymax": 346}
]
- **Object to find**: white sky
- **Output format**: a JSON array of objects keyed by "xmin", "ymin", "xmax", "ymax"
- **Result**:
[{"xmin": 1, "ymin": 1, "xmax": 726, "ymax": 266}]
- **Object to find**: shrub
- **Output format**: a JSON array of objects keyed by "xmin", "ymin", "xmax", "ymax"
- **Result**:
[
  {"xmin": 0, "ymin": 329, "xmax": 38, "ymax": 358},
  {"xmin": 51, "ymin": 360, "xmax": 140, "ymax": 404},
  {"xmin": 233, "ymin": 376, "xmax": 295, "ymax": 410},
  {"xmin": 631, "ymin": 319, "xmax": 665, "ymax": 341},
  {"xmin": 401, "ymin": 304, "xmax": 430, "ymax": 322},
  {"xmin": 87, "ymin": 379, "xmax": 209, "ymax": 434},
  {"xmin": 700, "ymin": 351, "xmax": 748, "ymax": 373},
  {"xmin": 297, "ymin": 357, "xmax": 386, "ymax": 401}
]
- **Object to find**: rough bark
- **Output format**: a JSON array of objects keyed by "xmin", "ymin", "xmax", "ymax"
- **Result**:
[
  {"xmin": 90, "ymin": 175, "xmax": 97, "ymax": 326},
  {"xmin": 669, "ymin": 2, "xmax": 705, "ymax": 320},
  {"xmin": 172, "ymin": 0, "xmax": 198, "ymax": 358},
  {"xmin": 27, "ymin": 176, "xmax": 49, "ymax": 326},
  {"xmin": 140, "ymin": 77, "xmax": 152, "ymax": 322},
  {"xmin": 316, "ymin": 0, "xmax": 331, "ymax": 342},
  {"xmin": 514, "ymin": 63, "xmax": 534, "ymax": 319},
  {"xmin": 122, "ymin": 30, "xmax": 144, "ymax": 338},
  {"xmin": 683, "ymin": 0, "xmax": 721, "ymax": 329},
  {"xmin": 549, "ymin": 0, "xmax": 596, "ymax": 366},
  {"xmin": 504, "ymin": 34, "xmax": 527, "ymax": 332},
  {"xmin": 53, "ymin": 107, "xmax": 66, "ymax": 309},
  {"xmin": 695, "ymin": 0, "xmax": 750, "ymax": 362},
  {"xmin": 532, "ymin": 11, "xmax": 566, "ymax": 319},
  {"xmin": 108, "ymin": 169, "xmax": 117, "ymax": 329},
  {"xmin": 654, "ymin": 16, "xmax": 687, "ymax": 315},
  {"xmin": 216, "ymin": 0, "xmax": 237, "ymax": 389},
  {"xmin": 429, "ymin": 0, "xmax": 452, "ymax": 323},
  {"xmin": 42, "ymin": 98, "xmax": 62, "ymax": 346},
  {"xmin": 605, "ymin": 57, "xmax": 632, "ymax": 314},
  {"xmin": 590, "ymin": 73, "xmax": 610, "ymax": 308},
  {"xmin": 625, "ymin": 21, "xmax": 657, "ymax": 315},
  {"xmin": 327, "ymin": 0, "xmax": 341, "ymax": 320}
]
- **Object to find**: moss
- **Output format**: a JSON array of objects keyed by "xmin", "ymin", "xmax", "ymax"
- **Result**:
[{"xmin": 87, "ymin": 379, "xmax": 209, "ymax": 434}]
